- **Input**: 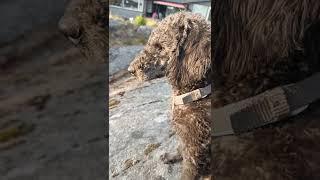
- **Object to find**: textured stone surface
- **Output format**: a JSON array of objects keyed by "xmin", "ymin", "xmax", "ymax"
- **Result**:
[
  {"xmin": 0, "ymin": 0, "xmax": 67, "ymax": 45},
  {"xmin": 109, "ymin": 46, "xmax": 143, "ymax": 76},
  {"xmin": 109, "ymin": 76, "xmax": 181, "ymax": 180},
  {"xmin": 136, "ymin": 26, "xmax": 153, "ymax": 36},
  {"xmin": 0, "ymin": 30, "xmax": 105, "ymax": 180},
  {"xmin": 109, "ymin": 46, "xmax": 181, "ymax": 179}
]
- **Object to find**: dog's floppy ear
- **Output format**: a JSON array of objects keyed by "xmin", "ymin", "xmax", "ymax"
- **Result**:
[
  {"xmin": 177, "ymin": 17, "xmax": 191, "ymax": 49},
  {"xmin": 166, "ymin": 15, "xmax": 192, "ymax": 88},
  {"xmin": 167, "ymin": 14, "xmax": 211, "ymax": 89}
]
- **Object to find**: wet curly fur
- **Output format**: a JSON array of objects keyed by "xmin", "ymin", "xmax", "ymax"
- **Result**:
[
  {"xmin": 211, "ymin": 0, "xmax": 320, "ymax": 179},
  {"xmin": 58, "ymin": 0, "xmax": 107, "ymax": 62},
  {"xmin": 129, "ymin": 12, "xmax": 212, "ymax": 179},
  {"xmin": 130, "ymin": 1, "xmax": 320, "ymax": 178}
]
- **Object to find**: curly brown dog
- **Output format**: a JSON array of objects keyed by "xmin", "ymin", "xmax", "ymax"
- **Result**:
[
  {"xmin": 129, "ymin": 12, "xmax": 212, "ymax": 179},
  {"xmin": 129, "ymin": 1, "xmax": 320, "ymax": 178}
]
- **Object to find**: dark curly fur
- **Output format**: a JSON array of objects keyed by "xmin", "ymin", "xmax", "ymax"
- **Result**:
[
  {"xmin": 129, "ymin": 1, "xmax": 320, "ymax": 179},
  {"xmin": 129, "ymin": 12, "xmax": 212, "ymax": 179},
  {"xmin": 58, "ymin": 0, "xmax": 107, "ymax": 62},
  {"xmin": 211, "ymin": 0, "xmax": 320, "ymax": 179}
]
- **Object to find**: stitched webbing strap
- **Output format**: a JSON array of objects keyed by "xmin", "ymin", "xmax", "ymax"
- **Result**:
[
  {"xmin": 230, "ymin": 87, "xmax": 289, "ymax": 134},
  {"xmin": 212, "ymin": 87, "xmax": 290, "ymax": 136},
  {"xmin": 174, "ymin": 84, "xmax": 211, "ymax": 105},
  {"xmin": 213, "ymin": 72, "xmax": 320, "ymax": 137}
]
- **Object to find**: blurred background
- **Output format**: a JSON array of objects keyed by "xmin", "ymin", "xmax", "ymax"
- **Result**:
[
  {"xmin": 109, "ymin": 0, "xmax": 211, "ymax": 22},
  {"xmin": 0, "ymin": 0, "xmax": 211, "ymax": 179},
  {"xmin": 0, "ymin": 0, "xmax": 105, "ymax": 179}
]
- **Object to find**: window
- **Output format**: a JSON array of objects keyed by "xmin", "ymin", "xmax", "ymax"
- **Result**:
[
  {"xmin": 109, "ymin": 0, "xmax": 144, "ymax": 12},
  {"xmin": 165, "ymin": 6, "xmax": 181, "ymax": 17},
  {"xmin": 206, "ymin": 7, "xmax": 211, "ymax": 22},
  {"xmin": 146, "ymin": 1, "xmax": 153, "ymax": 13},
  {"xmin": 124, "ymin": 0, "xmax": 139, "ymax": 9},
  {"xmin": 109, "ymin": 0, "xmax": 122, "ymax": 7},
  {"xmin": 191, "ymin": 4, "xmax": 209, "ymax": 19}
]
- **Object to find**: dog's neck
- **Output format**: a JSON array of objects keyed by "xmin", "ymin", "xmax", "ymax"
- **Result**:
[{"xmin": 171, "ymin": 78, "xmax": 211, "ymax": 96}]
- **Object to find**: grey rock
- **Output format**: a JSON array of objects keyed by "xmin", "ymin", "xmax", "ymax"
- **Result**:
[
  {"xmin": 109, "ymin": 45, "xmax": 144, "ymax": 77},
  {"xmin": 0, "ymin": 0, "xmax": 66, "ymax": 46},
  {"xmin": 136, "ymin": 26, "xmax": 153, "ymax": 36},
  {"xmin": 109, "ymin": 44, "xmax": 181, "ymax": 179},
  {"xmin": 109, "ymin": 19, "xmax": 125, "ymax": 30},
  {"xmin": 0, "ymin": 38, "xmax": 106, "ymax": 180},
  {"xmin": 109, "ymin": 77, "xmax": 181, "ymax": 180}
]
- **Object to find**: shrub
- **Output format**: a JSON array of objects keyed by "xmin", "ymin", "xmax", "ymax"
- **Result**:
[
  {"xmin": 145, "ymin": 18, "xmax": 157, "ymax": 27},
  {"xmin": 134, "ymin": 16, "xmax": 146, "ymax": 26}
]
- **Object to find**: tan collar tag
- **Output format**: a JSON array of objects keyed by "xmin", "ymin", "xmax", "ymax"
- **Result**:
[{"xmin": 173, "ymin": 84, "xmax": 211, "ymax": 105}]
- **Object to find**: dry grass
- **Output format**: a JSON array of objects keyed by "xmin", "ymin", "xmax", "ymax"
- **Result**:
[
  {"xmin": 109, "ymin": 20, "xmax": 149, "ymax": 47},
  {"xmin": 109, "ymin": 99, "xmax": 120, "ymax": 109},
  {"xmin": 109, "ymin": 13, "xmax": 126, "ymax": 22},
  {"xmin": 123, "ymin": 158, "xmax": 140, "ymax": 170},
  {"xmin": 144, "ymin": 143, "xmax": 161, "ymax": 156},
  {"xmin": 109, "ymin": 14, "xmax": 158, "ymax": 47}
]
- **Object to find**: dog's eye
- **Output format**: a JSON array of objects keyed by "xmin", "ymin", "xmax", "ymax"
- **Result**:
[
  {"xmin": 154, "ymin": 43, "xmax": 162, "ymax": 50},
  {"xmin": 138, "ymin": 64, "xmax": 143, "ymax": 69}
]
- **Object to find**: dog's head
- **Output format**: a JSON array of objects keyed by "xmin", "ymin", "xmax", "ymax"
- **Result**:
[
  {"xmin": 128, "ymin": 12, "xmax": 211, "ymax": 88},
  {"xmin": 58, "ymin": 0, "xmax": 107, "ymax": 62}
]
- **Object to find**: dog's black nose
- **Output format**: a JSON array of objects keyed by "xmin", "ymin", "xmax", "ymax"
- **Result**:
[{"xmin": 128, "ymin": 66, "xmax": 135, "ymax": 75}]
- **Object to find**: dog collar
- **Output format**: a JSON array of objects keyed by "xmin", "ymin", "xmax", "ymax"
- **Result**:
[
  {"xmin": 173, "ymin": 84, "xmax": 211, "ymax": 105},
  {"xmin": 213, "ymin": 72, "xmax": 320, "ymax": 137}
]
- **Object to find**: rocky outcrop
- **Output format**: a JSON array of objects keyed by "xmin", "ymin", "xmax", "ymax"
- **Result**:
[
  {"xmin": 109, "ymin": 46, "xmax": 182, "ymax": 179},
  {"xmin": 109, "ymin": 46, "xmax": 143, "ymax": 77}
]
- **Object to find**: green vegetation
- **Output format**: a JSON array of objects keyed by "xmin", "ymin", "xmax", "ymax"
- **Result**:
[
  {"xmin": 134, "ymin": 16, "xmax": 146, "ymax": 26},
  {"xmin": 145, "ymin": 18, "xmax": 157, "ymax": 27}
]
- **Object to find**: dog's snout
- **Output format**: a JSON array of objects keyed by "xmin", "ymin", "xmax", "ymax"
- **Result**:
[
  {"xmin": 58, "ymin": 17, "xmax": 82, "ymax": 44},
  {"xmin": 128, "ymin": 66, "xmax": 135, "ymax": 75}
]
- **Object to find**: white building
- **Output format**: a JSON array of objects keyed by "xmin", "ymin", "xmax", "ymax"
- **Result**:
[{"xmin": 109, "ymin": 0, "xmax": 211, "ymax": 22}]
